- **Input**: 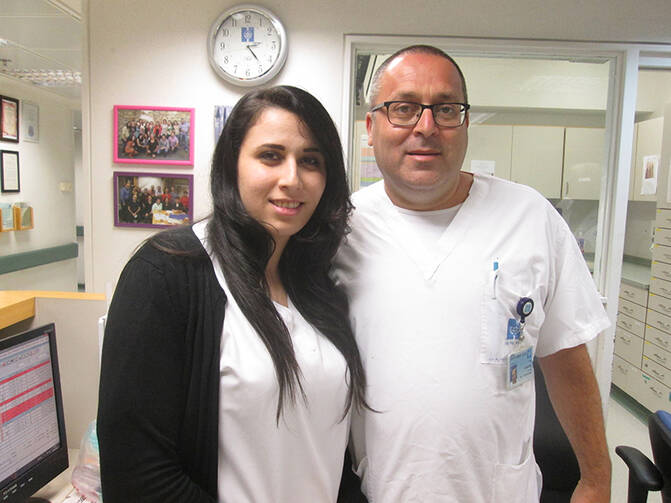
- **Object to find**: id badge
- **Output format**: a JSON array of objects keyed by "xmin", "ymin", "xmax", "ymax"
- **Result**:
[{"xmin": 506, "ymin": 345, "xmax": 534, "ymax": 389}]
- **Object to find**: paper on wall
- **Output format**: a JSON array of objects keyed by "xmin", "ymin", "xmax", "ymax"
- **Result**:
[
  {"xmin": 470, "ymin": 159, "xmax": 495, "ymax": 176},
  {"xmin": 640, "ymin": 154, "xmax": 659, "ymax": 195}
]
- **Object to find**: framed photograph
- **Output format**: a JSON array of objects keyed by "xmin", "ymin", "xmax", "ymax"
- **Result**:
[
  {"xmin": 214, "ymin": 105, "xmax": 233, "ymax": 143},
  {"xmin": 113, "ymin": 105, "xmax": 194, "ymax": 166},
  {"xmin": 22, "ymin": 101, "xmax": 39, "ymax": 142},
  {"xmin": 1, "ymin": 150, "xmax": 19, "ymax": 192},
  {"xmin": 1, "ymin": 96, "xmax": 19, "ymax": 143},
  {"xmin": 114, "ymin": 171, "xmax": 194, "ymax": 229}
]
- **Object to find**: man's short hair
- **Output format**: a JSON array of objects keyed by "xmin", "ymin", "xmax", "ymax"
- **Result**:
[{"xmin": 367, "ymin": 45, "xmax": 469, "ymax": 107}]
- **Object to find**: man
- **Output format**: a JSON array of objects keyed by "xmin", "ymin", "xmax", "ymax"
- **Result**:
[{"xmin": 335, "ymin": 45, "xmax": 611, "ymax": 502}]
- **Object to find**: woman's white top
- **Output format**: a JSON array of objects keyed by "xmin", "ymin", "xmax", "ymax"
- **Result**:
[{"xmin": 193, "ymin": 221, "xmax": 350, "ymax": 503}]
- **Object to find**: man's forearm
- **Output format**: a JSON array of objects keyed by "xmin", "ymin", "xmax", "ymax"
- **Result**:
[{"xmin": 538, "ymin": 344, "xmax": 611, "ymax": 502}]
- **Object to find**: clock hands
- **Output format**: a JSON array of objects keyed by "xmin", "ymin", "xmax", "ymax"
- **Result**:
[{"xmin": 246, "ymin": 45, "xmax": 259, "ymax": 61}]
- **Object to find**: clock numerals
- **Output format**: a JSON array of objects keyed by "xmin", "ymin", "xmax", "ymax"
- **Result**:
[{"xmin": 244, "ymin": 14, "xmax": 251, "ymax": 23}]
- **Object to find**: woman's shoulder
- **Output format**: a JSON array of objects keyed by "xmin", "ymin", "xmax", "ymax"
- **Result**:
[{"xmin": 133, "ymin": 226, "xmax": 209, "ymax": 269}]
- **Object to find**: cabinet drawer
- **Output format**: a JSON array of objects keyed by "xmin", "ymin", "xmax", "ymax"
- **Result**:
[
  {"xmin": 657, "ymin": 228, "xmax": 671, "ymax": 247},
  {"xmin": 612, "ymin": 354, "xmax": 636, "ymax": 390},
  {"xmin": 652, "ymin": 244, "xmax": 671, "ymax": 265},
  {"xmin": 619, "ymin": 282, "xmax": 649, "ymax": 306},
  {"xmin": 619, "ymin": 298, "xmax": 647, "ymax": 321},
  {"xmin": 644, "ymin": 340, "xmax": 671, "ymax": 370},
  {"xmin": 616, "ymin": 312, "xmax": 646, "ymax": 338},
  {"xmin": 650, "ymin": 277, "xmax": 671, "ymax": 300},
  {"xmin": 645, "ymin": 325, "xmax": 671, "ymax": 352},
  {"xmin": 643, "ymin": 357, "xmax": 671, "ymax": 388},
  {"xmin": 653, "ymin": 261, "xmax": 671, "ymax": 282},
  {"xmin": 647, "ymin": 309, "xmax": 671, "ymax": 335},
  {"xmin": 656, "ymin": 209, "xmax": 671, "ymax": 229},
  {"xmin": 631, "ymin": 371, "xmax": 671, "ymax": 413},
  {"xmin": 648, "ymin": 292, "xmax": 671, "ymax": 317},
  {"xmin": 615, "ymin": 328, "xmax": 644, "ymax": 366}
]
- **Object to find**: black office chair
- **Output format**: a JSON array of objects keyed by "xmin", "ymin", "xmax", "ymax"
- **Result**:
[
  {"xmin": 616, "ymin": 409, "xmax": 671, "ymax": 503},
  {"xmin": 533, "ymin": 359, "xmax": 581, "ymax": 502}
]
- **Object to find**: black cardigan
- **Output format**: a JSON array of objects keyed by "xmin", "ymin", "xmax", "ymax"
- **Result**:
[
  {"xmin": 98, "ymin": 226, "xmax": 225, "ymax": 502},
  {"xmin": 97, "ymin": 226, "xmax": 367, "ymax": 502}
]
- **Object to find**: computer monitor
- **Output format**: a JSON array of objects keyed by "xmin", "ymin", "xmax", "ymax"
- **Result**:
[{"xmin": 0, "ymin": 323, "xmax": 68, "ymax": 503}]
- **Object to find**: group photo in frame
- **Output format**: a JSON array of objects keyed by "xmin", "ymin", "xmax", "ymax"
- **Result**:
[
  {"xmin": 1, "ymin": 95, "xmax": 19, "ymax": 143},
  {"xmin": 114, "ymin": 171, "xmax": 193, "ymax": 229},
  {"xmin": 113, "ymin": 105, "xmax": 194, "ymax": 166}
]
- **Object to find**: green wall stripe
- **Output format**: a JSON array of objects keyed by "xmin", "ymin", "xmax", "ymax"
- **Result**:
[{"xmin": 0, "ymin": 243, "xmax": 78, "ymax": 275}]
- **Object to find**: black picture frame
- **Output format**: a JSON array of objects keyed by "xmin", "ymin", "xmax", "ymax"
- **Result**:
[
  {"xmin": 1, "ymin": 95, "xmax": 19, "ymax": 143},
  {"xmin": 1, "ymin": 150, "xmax": 19, "ymax": 192}
]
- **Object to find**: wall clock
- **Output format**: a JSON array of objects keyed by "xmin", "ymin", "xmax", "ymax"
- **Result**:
[{"xmin": 208, "ymin": 4, "xmax": 288, "ymax": 87}]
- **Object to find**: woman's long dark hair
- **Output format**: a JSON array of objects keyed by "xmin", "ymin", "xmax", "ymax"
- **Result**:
[{"xmin": 200, "ymin": 85, "xmax": 365, "ymax": 420}]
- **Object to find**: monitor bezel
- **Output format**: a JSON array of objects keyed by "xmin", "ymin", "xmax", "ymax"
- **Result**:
[{"xmin": 0, "ymin": 323, "xmax": 69, "ymax": 502}]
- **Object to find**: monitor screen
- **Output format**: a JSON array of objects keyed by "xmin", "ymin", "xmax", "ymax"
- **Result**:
[{"xmin": 0, "ymin": 323, "xmax": 68, "ymax": 502}]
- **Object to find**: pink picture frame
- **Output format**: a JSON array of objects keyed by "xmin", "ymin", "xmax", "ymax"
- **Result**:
[{"xmin": 113, "ymin": 105, "xmax": 194, "ymax": 166}]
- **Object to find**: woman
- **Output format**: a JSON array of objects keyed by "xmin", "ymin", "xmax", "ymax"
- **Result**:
[{"xmin": 97, "ymin": 86, "xmax": 367, "ymax": 503}]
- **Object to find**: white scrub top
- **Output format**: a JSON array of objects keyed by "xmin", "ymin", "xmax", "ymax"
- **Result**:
[
  {"xmin": 335, "ymin": 175, "xmax": 610, "ymax": 503},
  {"xmin": 193, "ymin": 221, "xmax": 350, "ymax": 503}
]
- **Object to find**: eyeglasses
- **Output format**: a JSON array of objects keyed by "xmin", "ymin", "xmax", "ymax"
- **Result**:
[{"xmin": 370, "ymin": 101, "xmax": 470, "ymax": 128}]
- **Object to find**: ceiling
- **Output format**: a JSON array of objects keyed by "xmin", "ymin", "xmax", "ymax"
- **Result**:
[{"xmin": 0, "ymin": 0, "xmax": 82, "ymax": 101}]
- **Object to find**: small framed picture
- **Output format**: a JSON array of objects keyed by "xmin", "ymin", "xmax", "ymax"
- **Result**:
[
  {"xmin": 114, "ymin": 171, "xmax": 194, "ymax": 229},
  {"xmin": 1, "ymin": 96, "xmax": 19, "ymax": 143},
  {"xmin": 1, "ymin": 150, "xmax": 20, "ymax": 192},
  {"xmin": 113, "ymin": 105, "xmax": 194, "ymax": 166},
  {"xmin": 22, "ymin": 101, "xmax": 39, "ymax": 142}
]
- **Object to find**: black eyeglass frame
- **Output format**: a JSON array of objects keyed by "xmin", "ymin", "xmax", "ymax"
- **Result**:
[{"xmin": 370, "ymin": 101, "xmax": 471, "ymax": 128}]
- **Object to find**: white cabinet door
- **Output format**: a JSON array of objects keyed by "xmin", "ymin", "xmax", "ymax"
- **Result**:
[
  {"xmin": 633, "ymin": 117, "xmax": 664, "ymax": 202},
  {"xmin": 562, "ymin": 127, "xmax": 605, "ymax": 200},
  {"xmin": 510, "ymin": 126, "xmax": 564, "ymax": 198},
  {"xmin": 462, "ymin": 125, "xmax": 512, "ymax": 180}
]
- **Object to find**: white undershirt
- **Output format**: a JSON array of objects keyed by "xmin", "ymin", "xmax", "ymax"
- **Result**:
[{"xmin": 193, "ymin": 221, "xmax": 350, "ymax": 503}]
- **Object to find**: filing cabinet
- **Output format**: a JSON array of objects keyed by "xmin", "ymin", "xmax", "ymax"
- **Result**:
[{"xmin": 613, "ymin": 116, "xmax": 671, "ymax": 412}]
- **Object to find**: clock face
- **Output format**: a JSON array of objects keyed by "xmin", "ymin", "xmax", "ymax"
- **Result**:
[{"xmin": 208, "ymin": 5, "xmax": 287, "ymax": 86}]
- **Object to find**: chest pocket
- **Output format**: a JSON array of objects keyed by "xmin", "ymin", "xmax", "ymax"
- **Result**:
[{"xmin": 480, "ymin": 261, "xmax": 544, "ymax": 365}]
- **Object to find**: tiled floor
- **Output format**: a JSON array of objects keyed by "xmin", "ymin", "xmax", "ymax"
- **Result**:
[{"xmin": 606, "ymin": 387, "xmax": 661, "ymax": 503}]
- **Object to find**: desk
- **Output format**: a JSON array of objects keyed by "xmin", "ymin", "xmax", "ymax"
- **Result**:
[{"xmin": 0, "ymin": 291, "xmax": 105, "ymax": 330}]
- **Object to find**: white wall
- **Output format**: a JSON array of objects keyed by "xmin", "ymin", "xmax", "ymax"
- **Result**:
[
  {"xmin": 87, "ymin": 0, "xmax": 671, "ymax": 293},
  {"xmin": 0, "ymin": 76, "xmax": 79, "ymax": 290}
]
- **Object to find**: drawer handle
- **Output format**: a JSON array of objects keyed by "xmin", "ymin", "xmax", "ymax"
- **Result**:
[
  {"xmin": 656, "ymin": 321, "xmax": 671, "ymax": 331},
  {"xmin": 658, "ymin": 304, "xmax": 671, "ymax": 313},
  {"xmin": 621, "ymin": 321, "xmax": 633, "ymax": 329},
  {"xmin": 617, "ymin": 365, "xmax": 629, "ymax": 374},
  {"xmin": 650, "ymin": 385, "xmax": 664, "ymax": 398},
  {"xmin": 661, "ymin": 287, "xmax": 671, "ymax": 296},
  {"xmin": 622, "ymin": 306, "xmax": 634, "ymax": 315},
  {"xmin": 655, "ymin": 337, "xmax": 670, "ymax": 348},
  {"xmin": 652, "ymin": 368, "xmax": 666, "ymax": 380},
  {"xmin": 654, "ymin": 353, "xmax": 668, "ymax": 364},
  {"xmin": 623, "ymin": 290, "xmax": 635, "ymax": 298},
  {"xmin": 664, "ymin": 271, "xmax": 671, "ymax": 278},
  {"xmin": 619, "ymin": 336, "xmax": 632, "ymax": 345},
  {"xmin": 665, "ymin": 236, "xmax": 671, "ymax": 241}
]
